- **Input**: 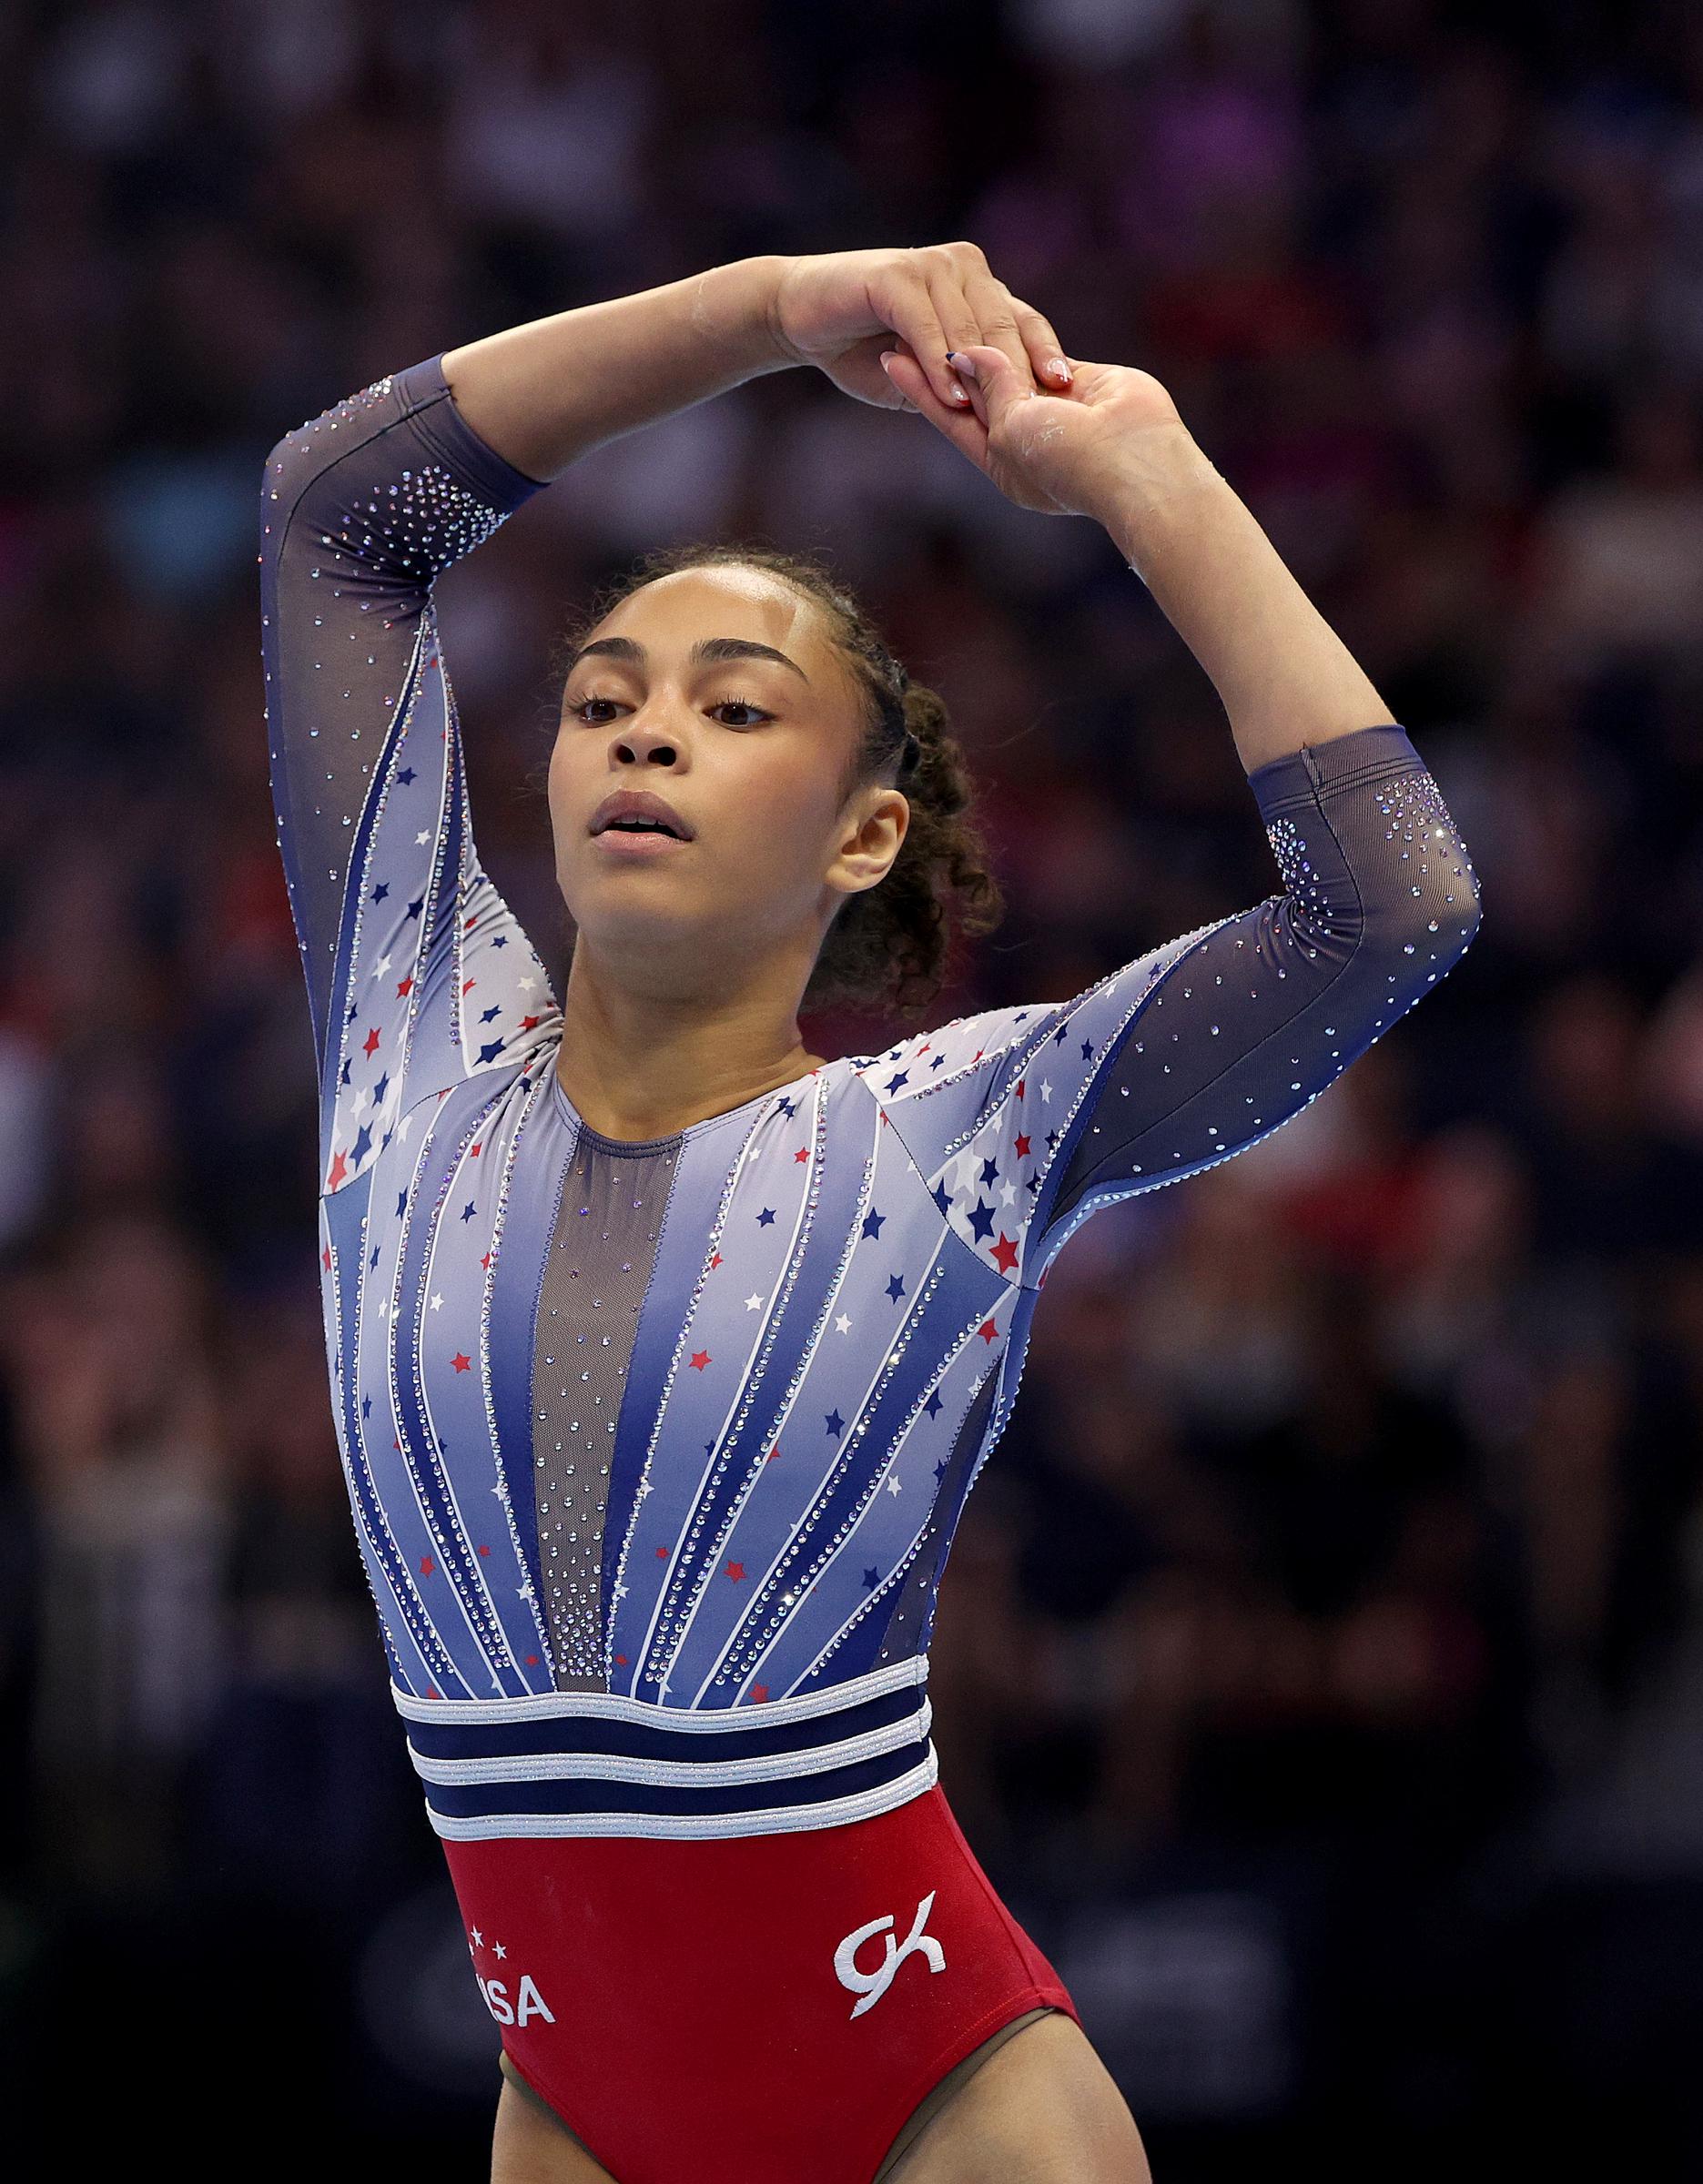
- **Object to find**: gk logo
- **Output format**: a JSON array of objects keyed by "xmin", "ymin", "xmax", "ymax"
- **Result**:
[{"xmin": 833, "ymin": 1890, "xmax": 947, "ymax": 2018}]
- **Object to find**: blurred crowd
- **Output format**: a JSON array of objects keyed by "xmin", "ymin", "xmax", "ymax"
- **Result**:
[{"xmin": 4, "ymin": 0, "xmax": 1703, "ymax": 2173}]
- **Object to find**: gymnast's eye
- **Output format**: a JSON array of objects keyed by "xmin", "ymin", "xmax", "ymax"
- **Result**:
[
  {"xmin": 564, "ymin": 693, "xmax": 773, "ymax": 727},
  {"xmin": 709, "ymin": 696, "xmax": 771, "ymax": 727}
]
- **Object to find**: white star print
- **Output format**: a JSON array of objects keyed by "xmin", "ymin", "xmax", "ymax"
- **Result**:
[
  {"xmin": 377, "ymin": 1296, "xmax": 391, "ymax": 1320},
  {"xmin": 517, "ymin": 974, "xmax": 537, "ymax": 991},
  {"xmin": 374, "ymin": 952, "xmax": 391, "ymax": 976},
  {"xmin": 1001, "ymin": 1181, "xmax": 1018, "ymax": 1205},
  {"xmin": 493, "ymin": 1942, "xmax": 507, "ymax": 1960},
  {"xmin": 886, "ymin": 1473, "xmax": 902, "ymax": 1496},
  {"xmin": 745, "ymin": 1293, "xmax": 763, "ymax": 1310},
  {"xmin": 471, "ymin": 1927, "xmax": 483, "ymax": 1947},
  {"xmin": 835, "ymin": 1313, "xmax": 852, "ymax": 1333},
  {"xmin": 1039, "ymin": 1079, "xmax": 1053, "ymax": 1103},
  {"xmin": 415, "ymin": 828, "xmax": 431, "ymax": 844},
  {"xmin": 636, "ymin": 1479, "xmax": 653, "ymax": 1501},
  {"xmin": 614, "ymin": 1582, "xmax": 628, "ymax": 1600},
  {"xmin": 430, "ymin": 1292, "xmax": 444, "ymax": 1310}
]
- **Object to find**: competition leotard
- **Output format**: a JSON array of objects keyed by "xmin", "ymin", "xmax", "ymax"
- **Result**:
[{"xmin": 260, "ymin": 355, "xmax": 1482, "ymax": 2181}]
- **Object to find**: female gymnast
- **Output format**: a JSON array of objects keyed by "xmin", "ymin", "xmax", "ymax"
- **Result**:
[{"xmin": 258, "ymin": 244, "xmax": 1481, "ymax": 2182}]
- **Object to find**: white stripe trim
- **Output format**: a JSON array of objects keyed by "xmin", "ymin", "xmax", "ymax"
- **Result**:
[
  {"xmin": 673, "ymin": 1089, "xmax": 879, "ymax": 1701},
  {"xmin": 765, "ymin": 1308, "xmax": 992, "ymax": 1704},
  {"xmin": 407, "ymin": 1697, "xmax": 929, "ymax": 1789},
  {"xmin": 390, "ymin": 1651, "xmax": 926, "ymax": 1729},
  {"xmin": 723, "ymin": 1143, "xmax": 960, "ymax": 1706},
  {"xmin": 636, "ymin": 1071, "xmax": 828, "ymax": 1682},
  {"xmin": 423, "ymin": 1745, "xmax": 939, "ymax": 1841}
]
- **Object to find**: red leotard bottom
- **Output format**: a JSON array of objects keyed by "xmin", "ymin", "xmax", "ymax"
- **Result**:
[{"xmin": 441, "ymin": 1783, "xmax": 1079, "ymax": 2184}]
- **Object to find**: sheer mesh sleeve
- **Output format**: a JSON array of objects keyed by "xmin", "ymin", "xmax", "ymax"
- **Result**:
[
  {"xmin": 258, "ymin": 355, "xmax": 561, "ymax": 1197},
  {"xmin": 869, "ymin": 723, "xmax": 1483, "ymax": 1289}
]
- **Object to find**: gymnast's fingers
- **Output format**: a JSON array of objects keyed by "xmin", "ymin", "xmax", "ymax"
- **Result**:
[
  {"xmin": 1008, "ymin": 294, "xmax": 1073, "ymax": 391},
  {"xmin": 870, "ymin": 258, "xmax": 972, "ymax": 413},
  {"xmin": 958, "ymin": 266, "xmax": 1064, "ymax": 395},
  {"xmin": 879, "ymin": 349, "xmax": 989, "ymax": 465}
]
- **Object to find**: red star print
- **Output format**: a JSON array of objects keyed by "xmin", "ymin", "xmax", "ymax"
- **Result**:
[
  {"xmin": 476, "ymin": 1544, "xmax": 490, "ymax": 1558},
  {"xmin": 481, "ymin": 1250, "xmax": 492, "ymax": 1269},
  {"xmin": 427, "ymin": 1685, "xmax": 439, "ymax": 1699},
  {"xmin": 750, "ymin": 1685, "xmax": 770, "ymax": 1703},
  {"xmin": 977, "ymin": 1318, "xmax": 999, "ymax": 1344},
  {"xmin": 794, "ymin": 1147, "xmax": 808, "ymax": 1163},
  {"xmin": 689, "ymin": 1350, "xmax": 711, "ymax": 1370},
  {"xmin": 420, "ymin": 1554, "xmax": 434, "ymax": 1575},
  {"xmin": 321, "ymin": 1245, "xmax": 331, "ymax": 1271},
  {"xmin": 990, "ymin": 1232, "xmax": 1019, "ymax": 1275},
  {"xmin": 471, "ymin": 1141, "xmax": 482, "ymax": 1158},
  {"xmin": 655, "ymin": 1545, "xmax": 668, "ymax": 1558},
  {"xmin": 614, "ymin": 1653, "xmax": 628, "ymax": 1665},
  {"xmin": 520, "ymin": 1015, "xmax": 541, "ymax": 1031},
  {"xmin": 709, "ymin": 1252, "xmax": 722, "ymax": 1269},
  {"xmin": 451, "ymin": 1351, "xmax": 471, "ymax": 1373},
  {"xmin": 363, "ymin": 1026, "xmax": 380, "ymax": 1056},
  {"xmin": 463, "ymin": 913, "xmax": 478, "ymax": 930},
  {"xmin": 526, "ymin": 1655, "xmax": 539, "ymax": 1666},
  {"xmin": 461, "ymin": 977, "xmax": 476, "ymax": 996},
  {"xmin": 766, "ymin": 1445, "xmax": 781, "ymax": 1461},
  {"xmin": 396, "ymin": 976, "xmax": 414, "ymax": 997},
  {"xmin": 1016, "ymin": 1078, "xmax": 1025, "ymax": 1098},
  {"xmin": 1014, "ymin": 1132, "xmax": 1031, "ymax": 1158},
  {"xmin": 973, "ymin": 1047, "xmax": 985, "ymax": 1062},
  {"xmin": 326, "ymin": 1149, "xmax": 348, "ymax": 1189},
  {"xmin": 726, "ymin": 1561, "xmax": 746, "ymax": 1582}
]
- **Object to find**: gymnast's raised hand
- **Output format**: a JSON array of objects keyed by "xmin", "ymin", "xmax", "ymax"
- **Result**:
[{"xmin": 766, "ymin": 241, "xmax": 1183, "ymax": 521}]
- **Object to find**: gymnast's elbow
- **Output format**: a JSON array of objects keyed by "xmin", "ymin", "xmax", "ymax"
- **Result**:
[
  {"xmin": 1363, "ymin": 842, "xmax": 1484, "ymax": 1006},
  {"xmin": 260, "ymin": 419, "xmax": 325, "ymax": 518}
]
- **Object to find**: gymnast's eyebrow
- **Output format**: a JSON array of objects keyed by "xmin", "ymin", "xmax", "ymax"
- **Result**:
[{"xmin": 563, "ymin": 635, "xmax": 810, "ymax": 682}]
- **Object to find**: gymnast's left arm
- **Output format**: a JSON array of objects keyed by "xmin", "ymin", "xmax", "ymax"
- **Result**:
[{"xmin": 874, "ymin": 339, "xmax": 1484, "ymax": 1288}]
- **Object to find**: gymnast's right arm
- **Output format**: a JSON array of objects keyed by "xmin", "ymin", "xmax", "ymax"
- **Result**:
[
  {"xmin": 259, "ymin": 365, "xmax": 558, "ymax": 1193},
  {"xmin": 256, "ymin": 258, "xmax": 806, "ymax": 1180}
]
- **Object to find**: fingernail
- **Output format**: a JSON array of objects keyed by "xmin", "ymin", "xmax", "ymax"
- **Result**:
[
  {"xmin": 1046, "ymin": 357, "xmax": 1071, "ymax": 382},
  {"xmin": 948, "ymin": 352, "xmax": 979, "ymax": 379},
  {"xmin": 879, "ymin": 351, "xmax": 897, "ymax": 370}
]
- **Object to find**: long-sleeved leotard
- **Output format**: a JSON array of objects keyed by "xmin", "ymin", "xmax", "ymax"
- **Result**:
[{"xmin": 260, "ymin": 355, "xmax": 1482, "ymax": 1844}]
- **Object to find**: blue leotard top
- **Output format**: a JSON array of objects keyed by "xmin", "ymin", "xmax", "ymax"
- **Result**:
[{"xmin": 259, "ymin": 356, "xmax": 1482, "ymax": 1841}]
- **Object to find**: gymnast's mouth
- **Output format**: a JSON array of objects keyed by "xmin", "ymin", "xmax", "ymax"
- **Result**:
[{"xmin": 589, "ymin": 788, "xmax": 694, "ymax": 839}]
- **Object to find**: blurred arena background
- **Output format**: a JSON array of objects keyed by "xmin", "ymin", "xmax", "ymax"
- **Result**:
[{"xmin": 4, "ymin": 0, "xmax": 1703, "ymax": 2175}]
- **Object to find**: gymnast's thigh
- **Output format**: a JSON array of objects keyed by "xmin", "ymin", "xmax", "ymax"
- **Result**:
[
  {"xmin": 885, "ymin": 2009, "xmax": 1152, "ymax": 2184},
  {"xmin": 492, "ymin": 2068, "xmax": 619, "ymax": 2184}
]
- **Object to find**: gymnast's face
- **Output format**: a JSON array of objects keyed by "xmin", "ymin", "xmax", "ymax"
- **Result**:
[{"xmin": 549, "ymin": 566, "xmax": 908, "ymax": 986}]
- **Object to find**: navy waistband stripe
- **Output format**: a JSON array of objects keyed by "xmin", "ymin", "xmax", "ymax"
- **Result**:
[
  {"xmin": 396, "ymin": 1657, "xmax": 938, "ymax": 1840},
  {"xmin": 405, "ymin": 1678, "xmax": 923, "ymax": 1765},
  {"xmin": 422, "ymin": 1734, "xmax": 933, "ymax": 1823}
]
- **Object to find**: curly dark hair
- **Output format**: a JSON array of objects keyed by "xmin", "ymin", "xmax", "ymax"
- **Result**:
[{"xmin": 545, "ymin": 541, "xmax": 1006, "ymax": 1019}]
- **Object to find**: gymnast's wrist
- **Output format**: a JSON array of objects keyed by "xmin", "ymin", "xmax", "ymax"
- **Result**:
[
  {"xmin": 1090, "ymin": 427, "xmax": 1230, "ymax": 571},
  {"xmin": 721, "ymin": 254, "xmax": 803, "ymax": 378}
]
